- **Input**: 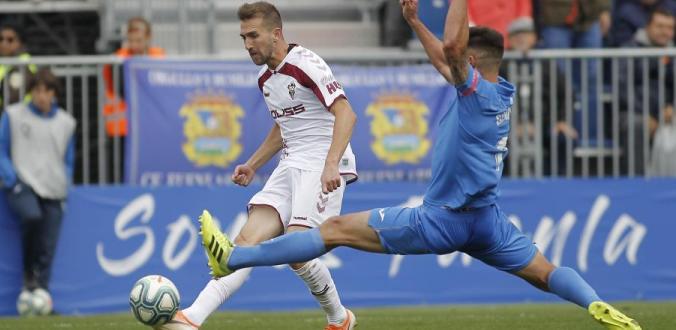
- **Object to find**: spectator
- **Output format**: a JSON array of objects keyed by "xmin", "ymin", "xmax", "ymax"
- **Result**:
[
  {"xmin": 0, "ymin": 22, "xmax": 36, "ymax": 107},
  {"xmin": 0, "ymin": 68, "xmax": 76, "ymax": 300},
  {"xmin": 650, "ymin": 105, "xmax": 676, "ymax": 176},
  {"xmin": 502, "ymin": 18, "xmax": 577, "ymax": 176},
  {"xmin": 468, "ymin": 0, "xmax": 532, "ymax": 47},
  {"xmin": 102, "ymin": 17, "xmax": 164, "ymax": 182},
  {"xmin": 103, "ymin": 17, "xmax": 165, "ymax": 139},
  {"xmin": 612, "ymin": 0, "xmax": 676, "ymax": 47},
  {"xmin": 619, "ymin": 8, "xmax": 675, "ymax": 175},
  {"xmin": 539, "ymin": 0, "xmax": 611, "ymax": 148}
]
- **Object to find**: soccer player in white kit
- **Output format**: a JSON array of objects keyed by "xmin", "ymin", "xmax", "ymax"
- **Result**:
[{"xmin": 159, "ymin": 2, "xmax": 357, "ymax": 329}]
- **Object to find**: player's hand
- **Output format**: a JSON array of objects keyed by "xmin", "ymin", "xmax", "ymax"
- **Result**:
[
  {"xmin": 400, "ymin": 0, "xmax": 419, "ymax": 22},
  {"xmin": 320, "ymin": 162, "xmax": 341, "ymax": 194},
  {"xmin": 231, "ymin": 164, "xmax": 255, "ymax": 186}
]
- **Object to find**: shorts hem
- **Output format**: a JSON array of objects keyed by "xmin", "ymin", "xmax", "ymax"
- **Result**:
[
  {"xmin": 287, "ymin": 223, "xmax": 314, "ymax": 229},
  {"xmin": 506, "ymin": 245, "xmax": 539, "ymax": 273},
  {"xmin": 248, "ymin": 203, "xmax": 285, "ymax": 228}
]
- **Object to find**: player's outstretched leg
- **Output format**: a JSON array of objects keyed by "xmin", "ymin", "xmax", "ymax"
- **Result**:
[{"xmin": 516, "ymin": 253, "xmax": 641, "ymax": 329}]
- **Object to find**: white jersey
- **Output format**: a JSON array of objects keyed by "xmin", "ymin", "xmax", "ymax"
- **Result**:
[{"xmin": 257, "ymin": 44, "xmax": 357, "ymax": 183}]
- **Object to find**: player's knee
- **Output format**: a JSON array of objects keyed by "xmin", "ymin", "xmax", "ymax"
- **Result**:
[
  {"xmin": 320, "ymin": 216, "xmax": 354, "ymax": 247},
  {"xmin": 234, "ymin": 233, "xmax": 256, "ymax": 246}
]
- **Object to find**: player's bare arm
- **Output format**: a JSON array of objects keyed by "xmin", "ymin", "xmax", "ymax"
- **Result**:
[
  {"xmin": 401, "ymin": 0, "xmax": 453, "ymax": 82},
  {"xmin": 442, "ymin": 0, "xmax": 470, "ymax": 86},
  {"xmin": 232, "ymin": 123, "xmax": 283, "ymax": 186},
  {"xmin": 322, "ymin": 97, "xmax": 356, "ymax": 194}
]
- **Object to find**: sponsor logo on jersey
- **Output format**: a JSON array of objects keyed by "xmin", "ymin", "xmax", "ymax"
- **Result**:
[
  {"xmin": 180, "ymin": 93, "xmax": 243, "ymax": 168},
  {"xmin": 270, "ymin": 104, "xmax": 306, "ymax": 119},
  {"xmin": 326, "ymin": 81, "xmax": 342, "ymax": 95},
  {"xmin": 366, "ymin": 93, "xmax": 431, "ymax": 164},
  {"xmin": 496, "ymin": 109, "xmax": 510, "ymax": 126}
]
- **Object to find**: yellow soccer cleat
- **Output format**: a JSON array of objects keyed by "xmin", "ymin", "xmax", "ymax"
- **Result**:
[
  {"xmin": 588, "ymin": 301, "xmax": 641, "ymax": 330},
  {"xmin": 198, "ymin": 210, "xmax": 235, "ymax": 278}
]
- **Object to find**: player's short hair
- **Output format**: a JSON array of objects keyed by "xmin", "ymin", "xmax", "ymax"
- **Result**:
[
  {"xmin": 237, "ymin": 1, "xmax": 283, "ymax": 29},
  {"xmin": 468, "ymin": 27, "xmax": 505, "ymax": 70},
  {"xmin": 127, "ymin": 16, "xmax": 152, "ymax": 35},
  {"xmin": 28, "ymin": 68, "xmax": 60, "ymax": 94},
  {"xmin": 649, "ymin": 7, "xmax": 675, "ymax": 24}
]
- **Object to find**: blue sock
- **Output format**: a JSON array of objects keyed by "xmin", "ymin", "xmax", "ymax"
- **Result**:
[
  {"xmin": 227, "ymin": 228, "xmax": 327, "ymax": 270},
  {"xmin": 548, "ymin": 267, "xmax": 601, "ymax": 308}
]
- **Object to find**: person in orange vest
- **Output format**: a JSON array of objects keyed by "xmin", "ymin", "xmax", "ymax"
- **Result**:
[
  {"xmin": 467, "ymin": 0, "xmax": 533, "ymax": 48},
  {"xmin": 103, "ymin": 17, "xmax": 165, "ymax": 138}
]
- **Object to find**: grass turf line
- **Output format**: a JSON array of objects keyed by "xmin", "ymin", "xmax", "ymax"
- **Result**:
[{"xmin": 0, "ymin": 301, "xmax": 674, "ymax": 330}]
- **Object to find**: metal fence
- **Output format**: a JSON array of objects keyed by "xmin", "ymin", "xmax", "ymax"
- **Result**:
[
  {"xmin": 0, "ymin": 48, "xmax": 673, "ymax": 185},
  {"xmin": 0, "ymin": 55, "xmax": 124, "ymax": 185},
  {"xmin": 503, "ymin": 48, "xmax": 676, "ymax": 179}
]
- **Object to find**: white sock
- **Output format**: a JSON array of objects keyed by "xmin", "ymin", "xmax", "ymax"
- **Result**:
[
  {"xmin": 182, "ymin": 268, "xmax": 252, "ymax": 325},
  {"xmin": 292, "ymin": 259, "xmax": 347, "ymax": 325}
]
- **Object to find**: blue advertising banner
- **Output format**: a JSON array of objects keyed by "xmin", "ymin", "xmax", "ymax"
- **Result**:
[
  {"xmin": 124, "ymin": 59, "xmax": 452, "ymax": 185},
  {"xmin": 0, "ymin": 180, "xmax": 674, "ymax": 315}
]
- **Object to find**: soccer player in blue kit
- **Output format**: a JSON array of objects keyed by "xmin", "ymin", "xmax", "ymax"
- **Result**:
[{"xmin": 199, "ymin": 0, "xmax": 641, "ymax": 328}]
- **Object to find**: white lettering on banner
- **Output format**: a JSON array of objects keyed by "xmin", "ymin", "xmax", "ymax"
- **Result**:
[
  {"xmin": 577, "ymin": 195, "xmax": 608, "ymax": 272},
  {"xmin": 533, "ymin": 212, "xmax": 576, "ymax": 266},
  {"xmin": 140, "ymin": 172, "xmax": 163, "ymax": 186},
  {"xmin": 437, "ymin": 252, "xmax": 473, "ymax": 268},
  {"xmin": 147, "ymin": 70, "xmax": 258, "ymax": 88},
  {"xmin": 96, "ymin": 194, "xmax": 156, "ymax": 276},
  {"xmin": 508, "ymin": 215, "xmax": 522, "ymax": 231},
  {"xmin": 387, "ymin": 194, "xmax": 647, "ymax": 278},
  {"xmin": 96, "ymin": 195, "xmax": 246, "ymax": 275},
  {"xmin": 162, "ymin": 215, "xmax": 198, "ymax": 270},
  {"xmin": 604, "ymin": 214, "xmax": 647, "ymax": 267}
]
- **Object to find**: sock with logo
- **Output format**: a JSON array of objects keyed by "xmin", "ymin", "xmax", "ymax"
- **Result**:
[
  {"xmin": 182, "ymin": 268, "xmax": 252, "ymax": 325},
  {"xmin": 293, "ymin": 258, "xmax": 347, "ymax": 325}
]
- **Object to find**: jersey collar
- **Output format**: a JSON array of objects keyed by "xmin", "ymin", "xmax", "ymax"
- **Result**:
[{"xmin": 269, "ymin": 43, "xmax": 299, "ymax": 73}]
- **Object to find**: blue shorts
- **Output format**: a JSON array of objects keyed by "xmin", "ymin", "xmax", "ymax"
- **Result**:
[{"xmin": 368, "ymin": 202, "xmax": 537, "ymax": 272}]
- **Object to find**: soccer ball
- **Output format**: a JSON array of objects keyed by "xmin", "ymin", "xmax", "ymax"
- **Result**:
[
  {"xmin": 16, "ymin": 288, "xmax": 53, "ymax": 316},
  {"xmin": 129, "ymin": 275, "xmax": 180, "ymax": 326}
]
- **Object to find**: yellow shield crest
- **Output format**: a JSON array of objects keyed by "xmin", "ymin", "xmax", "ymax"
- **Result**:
[
  {"xmin": 366, "ymin": 93, "xmax": 431, "ymax": 164},
  {"xmin": 180, "ymin": 94, "xmax": 243, "ymax": 168}
]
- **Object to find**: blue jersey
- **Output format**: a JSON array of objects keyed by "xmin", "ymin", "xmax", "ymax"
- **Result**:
[{"xmin": 424, "ymin": 65, "xmax": 515, "ymax": 209}]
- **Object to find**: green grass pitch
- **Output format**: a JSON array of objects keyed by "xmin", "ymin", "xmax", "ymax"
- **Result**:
[{"xmin": 1, "ymin": 301, "xmax": 674, "ymax": 329}]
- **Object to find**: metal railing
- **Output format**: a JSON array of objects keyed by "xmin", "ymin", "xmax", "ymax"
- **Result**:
[
  {"xmin": 0, "ymin": 48, "xmax": 673, "ymax": 186},
  {"xmin": 503, "ymin": 48, "xmax": 676, "ymax": 178},
  {"xmin": 97, "ymin": 0, "xmax": 384, "ymax": 54},
  {"xmin": 0, "ymin": 55, "xmax": 124, "ymax": 185}
]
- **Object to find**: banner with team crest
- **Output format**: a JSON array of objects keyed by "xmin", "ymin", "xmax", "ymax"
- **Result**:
[{"xmin": 125, "ymin": 59, "xmax": 454, "ymax": 185}]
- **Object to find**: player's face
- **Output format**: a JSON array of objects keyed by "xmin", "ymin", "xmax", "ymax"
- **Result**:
[{"xmin": 240, "ymin": 17, "xmax": 275, "ymax": 66}]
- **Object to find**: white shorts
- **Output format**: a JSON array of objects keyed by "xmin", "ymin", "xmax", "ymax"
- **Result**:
[{"xmin": 248, "ymin": 164, "xmax": 346, "ymax": 229}]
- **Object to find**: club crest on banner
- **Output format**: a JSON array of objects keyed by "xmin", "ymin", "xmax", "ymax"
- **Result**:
[
  {"xmin": 180, "ymin": 92, "xmax": 243, "ymax": 168},
  {"xmin": 366, "ymin": 93, "xmax": 431, "ymax": 164}
]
